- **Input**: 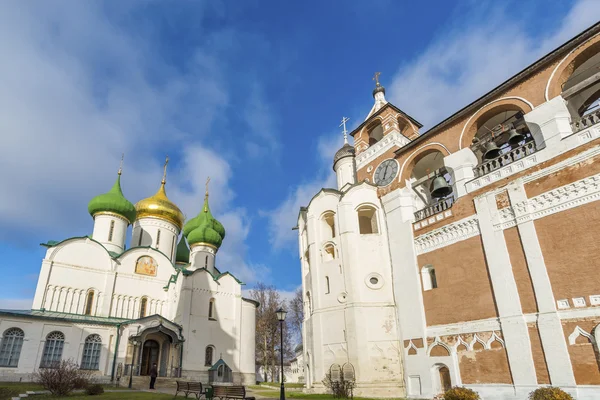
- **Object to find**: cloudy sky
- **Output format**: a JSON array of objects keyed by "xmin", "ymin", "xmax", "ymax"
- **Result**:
[{"xmin": 0, "ymin": 1, "xmax": 598, "ymax": 309}]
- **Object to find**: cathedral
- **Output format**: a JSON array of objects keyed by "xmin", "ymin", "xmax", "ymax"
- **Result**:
[
  {"xmin": 298, "ymin": 22, "xmax": 600, "ymax": 399},
  {"xmin": 0, "ymin": 160, "xmax": 257, "ymax": 385}
]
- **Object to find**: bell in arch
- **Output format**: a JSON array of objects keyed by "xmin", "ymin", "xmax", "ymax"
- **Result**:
[
  {"xmin": 430, "ymin": 176, "xmax": 452, "ymax": 198},
  {"xmin": 483, "ymin": 141, "xmax": 502, "ymax": 160},
  {"xmin": 507, "ymin": 128, "xmax": 525, "ymax": 146}
]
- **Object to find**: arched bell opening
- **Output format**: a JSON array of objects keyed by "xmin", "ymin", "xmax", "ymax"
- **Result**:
[
  {"xmin": 409, "ymin": 150, "xmax": 454, "ymax": 222},
  {"xmin": 469, "ymin": 108, "xmax": 537, "ymax": 178}
]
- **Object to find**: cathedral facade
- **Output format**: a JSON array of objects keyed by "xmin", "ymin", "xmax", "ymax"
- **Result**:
[
  {"xmin": 298, "ymin": 22, "xmax": 600, "ymax": 399},
  {"xmin": 0, "ymin": 163, "xmax": 256, "ymax": 385}
]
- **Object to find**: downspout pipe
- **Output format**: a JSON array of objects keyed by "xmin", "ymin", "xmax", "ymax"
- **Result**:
[
  {"xmin": 110, "ymin": 324, "xmax": 122, "ymax": 382},
  {"xmin": 178, "ymin": 326, "xmax": 184, "ymax": 378}
]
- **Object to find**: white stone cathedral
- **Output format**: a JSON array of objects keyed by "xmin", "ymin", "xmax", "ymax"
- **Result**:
[{"xmin": 0, "ymin": 160, "xmax": 256, "ymax": 385}]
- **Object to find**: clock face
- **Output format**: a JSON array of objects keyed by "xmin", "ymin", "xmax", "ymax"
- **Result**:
[{"xmin": 373, "ymin": 159, "xmax": 398, "ymax": 186}]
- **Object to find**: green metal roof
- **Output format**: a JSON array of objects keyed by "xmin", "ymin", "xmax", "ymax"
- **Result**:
[
  {"xmin": 88, "ymin": 174, "xmax": 136, "ymax": 223},
  {"xmin": 0, "ymin": 309, "xmax": 129, "ymax": 326}
]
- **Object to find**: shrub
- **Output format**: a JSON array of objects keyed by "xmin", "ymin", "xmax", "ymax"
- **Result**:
[
  {"xmin": 444, "ymin": 386, "xmax": 480, "ymax": 400},
  {"xmin": 529, "ymin": 387, "xmax": 573, "ymax": 400},
  {"xmin": 34, "ymin": 359, "xmax": 92, "ymax": 396},
  {"xmin": 85, "ymin": 384, "xmax": 105, "ymax": 396},
  {"xmin": 322, "ymin": 372, "xmax": 354, "ymax": 399}
]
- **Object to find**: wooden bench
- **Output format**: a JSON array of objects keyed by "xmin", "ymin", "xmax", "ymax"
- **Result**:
[
  {"xmin": 175, "ymin": 381, "xmax": 205, "ymax": 399},
  {"xmin": 212, "ymin": 385, "xmax": 255, "ymax": 400}
]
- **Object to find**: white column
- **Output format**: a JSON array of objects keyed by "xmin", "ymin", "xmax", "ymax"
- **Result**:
[
  {"xmin": 507, "ymin": 182, "xmax": 576, "ymax": 386},
  {"xmin": 474, "ymin": 193, "xmax": 538, "ymax": 389},
  {"xmin": 524, "ymin": 96, "xmax": 573, "ymax": 155},
  {"xmin": 443, "ymin": 148, "xmax": 478, "ymax": 198}
]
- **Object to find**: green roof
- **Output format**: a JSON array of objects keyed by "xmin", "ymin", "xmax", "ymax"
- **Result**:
[
  {"xmin": 175, "ymin": 236, "xmax": 190, "ymax": 263},
  {"xmin": 88, "ymin": 174, "xmax": 136, "ymax": 223},
  {"xmin": 184, "ymin": 194, "xmax": 225, "ymax": 249},
  {"xmin": 0, "ymin": 309, "xmax": 129, "ymax": 326}
]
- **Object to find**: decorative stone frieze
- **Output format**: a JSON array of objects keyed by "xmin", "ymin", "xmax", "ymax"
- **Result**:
[
  {"xmin": 414, "ymin": 216, "xmax": 480, "ymax": 255},
  {"xmin": 355, "ymin": 131, "xmax": 410, "ymax": 169}
]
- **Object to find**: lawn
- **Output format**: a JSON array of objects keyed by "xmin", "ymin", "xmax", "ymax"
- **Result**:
[
  {"xmin": 0, "ymin": 382, "xmax": 162, "ymax": 400},
  {"xmin": 250, "ymin": 390, "xmax": 406, "ymax": 400}
]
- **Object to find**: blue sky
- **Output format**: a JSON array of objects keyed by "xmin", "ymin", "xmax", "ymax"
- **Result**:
[{"xmin": 0, "ymin": 1, "xmax": 598, "ymax": 308}]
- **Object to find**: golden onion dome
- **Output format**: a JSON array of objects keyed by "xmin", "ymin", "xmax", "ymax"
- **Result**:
[{"xmin": 134, "ymin": 157, "xmax": 184, "ymax": 229}]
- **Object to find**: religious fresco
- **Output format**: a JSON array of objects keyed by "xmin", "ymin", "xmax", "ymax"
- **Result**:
[{"xmin": 135, "ymin": 256, "xmax": 157, "ymax": 276}]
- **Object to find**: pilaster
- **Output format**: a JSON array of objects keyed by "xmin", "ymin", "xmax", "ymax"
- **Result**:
[
  {"xmin": 474, "ymin": 194, "xmax": 537, "ymax": 386},
  {"xmin": 507, "ymin": 182, "xmax": 576, "ymax": 386}
]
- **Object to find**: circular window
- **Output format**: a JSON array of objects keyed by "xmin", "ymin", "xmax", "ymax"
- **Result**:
[{"xmin": 365, "ymin": 273, "xmax": 384, "ymax": 290}]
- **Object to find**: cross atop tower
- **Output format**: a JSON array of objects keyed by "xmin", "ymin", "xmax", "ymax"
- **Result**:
[
  {"xmin": 373, "ymin": 72, "xmax": 381, "ymax": 87},
  {"xmin": 339, "ymin": 116, "xmax": 350, "ymax": 144},
  {"xmin": 118, "ymin": 153, "xmax": 124, "ymax": 176}
]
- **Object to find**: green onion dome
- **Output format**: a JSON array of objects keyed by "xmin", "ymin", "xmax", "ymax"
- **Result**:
[
  {"xmin": 175, "ymin": 236, "xmax": 190, "ymax": 264},
  {"xmin": 183, "ymin": 192, "xmax": 226, "ymax": 240},
  {"xmin": 88, "ymin": 174, "xmax": 136, "ymax": 224},
  {"xmin": 184, "ymin": 187, "xmax": 225, "ymax": 250}
]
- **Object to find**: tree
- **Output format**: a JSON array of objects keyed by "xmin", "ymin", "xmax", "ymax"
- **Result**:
[
  {"xmin": 250, "ymin": 283, "xmax": 296, "ymax": 382},
  {"xmin": 288, "ymin": 288, "xmax": 304, "ymax": 343}
]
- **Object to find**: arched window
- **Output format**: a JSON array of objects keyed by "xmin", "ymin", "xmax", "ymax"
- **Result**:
[
  {"xmin": 367, "ymin": 120, "xmax": 383, "ymax": 146},
  {"xmin": 323, "ymin": 243, "xmax": 335, "ymax": 262},
  {"xmin": 325, "ymin": 276, "xmax": 330, "ymax": 294},
  {"xmin": 208, "ymin": 298, "xmax": 216, "ymax": 320},
  {"xmin": 138, "ymin": 231, "xmax": 143, "ymax": 246},
  {"xmin": 108, "ymin": 220, "xmax": 115, "ymax": 242},
  {"xmin": 84, "ymin": 291, "xmax": 95, "ymax": 316},
  {"xmin": 357, "ymin": 206, "xmax": 378, "ymax": 234},
  {"xmin": 205, "ymin": 255, "xmax": 208, "ymax": 269},
  {"xmin": 421, "ymin": 265, "xmax": 437, "ymax": 291},
  {"xmin": 40, "ymin": 331, "xmax": 65, "ymax": 368},
  {"xmin": 304, "ymin": 248, "xmax": 310, "ymax": 271},
  {"xmin": 205, "ymin": 346, "xmax": 214, "ymax": 366},
  {"xmin": 156, "ymin": 229, "xmax": 161, "ymax": 247},
  {"xmin": 321, "ymin": 212, "xmax": 336, "ymax": 240},
  {"xmin": 139, "ymin": 297, "xmax": 148, "ymax": 318},
  {"xmin": 470, "ymin": 110, "xmax": 531, "ymax": 164},
  {"xmin": 306, "ymin": 292, "xmax": 312, "ymax": 315},
  {"xmin": 0, "ymin": 328, "xmax": 24, "ymax": 367},
  {"xmin": 217, "ymin": 364, "xmax": 224, "ymax": 377},
  {"xmin": 81, "ymin": 334, "xmax": 102, "ymax": 370}
]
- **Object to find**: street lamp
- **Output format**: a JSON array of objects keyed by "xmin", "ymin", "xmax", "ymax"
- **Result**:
[
  {"xmin": 128, "ymin": 340, "xmax": 140, "ymax": 389},
  {"xmin": 276, "ymin": 308, "xmax": 287, "ymax": 400}
]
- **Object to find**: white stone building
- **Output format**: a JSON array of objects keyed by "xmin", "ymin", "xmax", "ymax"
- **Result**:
[
  {"xmin": 0, "ymin": 162, "xmax": 257, "ymax": 385},
  {"xmin": 298, "ymin": 23, "xmax": 600, "ymax": 400}
]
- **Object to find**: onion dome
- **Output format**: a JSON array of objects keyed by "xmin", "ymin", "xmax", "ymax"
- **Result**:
[
  {"xmin": 372, "ymin": 71, "xmax": 386, "ymax": 97},
  {"xmin": 88, "ymin": 171, "xmax": 136, "ymax": 224},
  {"xmin": 175, "ymin": 236, "xmax": 190, "ymax": 264},
  {"xmin": 135, "ymin": 157, "xmax": 185, "ymax": 229},
  {"xmin": 333, "ymin": 122, "xmax": 355, "ymax": 170},
  {"xmin": 185, "ymin": 178, "xmax": 225, "ymax": 250}
]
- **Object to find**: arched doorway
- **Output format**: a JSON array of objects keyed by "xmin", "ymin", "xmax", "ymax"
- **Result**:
[
  {"xmin": 140, "ymin": 340, "xmax": 160, "ymax": 376},
  {"xmin": 439, "ymin": 366, "xmax": 452, "ymax": 392}
]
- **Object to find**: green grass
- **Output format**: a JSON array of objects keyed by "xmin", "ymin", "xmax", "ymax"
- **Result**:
[
  {"xmin": 0, "ymin": 382, "xmax": 44, "ymax": 400},
  {"xmin": 0, "ymin": 382, "xmax": 149, "ymax": 400},
  {"xmin": 250, "ymin": 391, "xmax": 407, "ymax": 400}
]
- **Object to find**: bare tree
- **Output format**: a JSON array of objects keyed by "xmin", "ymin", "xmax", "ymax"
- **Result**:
[
  {"xmin": 288, "ymin": 288, "xmax": 304, "ymax": 343},
  {"xmin": 250, "ymin": 283, "xmax": 297, "ymax": 382}
]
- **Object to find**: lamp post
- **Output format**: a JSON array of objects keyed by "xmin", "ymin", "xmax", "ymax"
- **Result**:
[
  {"xmin": 128, "ymin": 340, "xmax": 140, "ymax": 389},
  {"xmin": 276, "ymin": 308, "xmax": 287, "ymax": 400}
]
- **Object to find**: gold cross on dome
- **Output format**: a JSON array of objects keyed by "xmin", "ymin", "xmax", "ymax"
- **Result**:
[
  {"xmin": 205, "ymin": 177, "xmax": 211, "ymax": 197},
  {"xmin": 118, "ymin": 153, "xmax": 124, "ymax": 175},
  {"xmin": 373, "ymin": 71, "xmax": 381, "ymax": 86},
  {"xmin": 162, "ymin": 156, "xmax": 169, "ymax": 184}
]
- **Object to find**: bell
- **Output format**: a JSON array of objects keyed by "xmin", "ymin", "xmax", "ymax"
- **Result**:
[
  {"xmin": 507, "ymin": 128, "xmax": 525, "ymax": 146},
  {"xmin": 430, "ymin": 176, "xmax": 452, "ymax": 198},
  {"xmin": 483, "ymin": 141, "xmax": 502, "ymax": 160}
]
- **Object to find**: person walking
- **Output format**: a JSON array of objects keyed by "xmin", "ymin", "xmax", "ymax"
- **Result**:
[{"xmin": 149, "ymin": 363, "xmax": 158, "ymax": 390}]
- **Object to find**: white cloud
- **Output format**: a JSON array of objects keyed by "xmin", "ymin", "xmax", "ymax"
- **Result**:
[
  {"xmin": 0, "ymin": 2, "xmax": 269, "ymax": 287},
  {"xmin": 389, "ymin": 0, "xmax": 600, "ymax": 130}
]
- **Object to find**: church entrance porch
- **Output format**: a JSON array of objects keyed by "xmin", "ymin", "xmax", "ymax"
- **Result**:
[
  {"xmin": 123, "ymin": 316, "xmax": 184, "ymax": 379},
  {"xmin": 140, "ymin": 339, "xmax": 160, "ymax": 376}
]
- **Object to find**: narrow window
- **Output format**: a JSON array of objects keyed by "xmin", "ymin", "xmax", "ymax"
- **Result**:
[
  {"xmin": 217, "ymin": 364, "xmax": 224, "ymax": 377},
  {"xmin": 325, "ymin": 276, "xmax": 330, "ymax": 294},
  {"xmin": 322, "ymin": 212, "xmax": 336, "ymax": 240},
  {"xmin": 421, "ymin": 265, "xmax": 437, "ymax": 291},
  {"xmin": 205, "ymin": 346, "xmax": 214, "ymax": 366},
  {"xmin": 156, "ymin": 229, "xmax": 161, "ymax": 248},
  {"xmin": 205, "ymin": 255, "xmax": 208, "ymax": 268},
  {"xmin": 208, "ymin": 298, "xmax": 215, "ymax": 320},
  {"xmin": 108, "ymin": 220, "xmax": 115, "ymax": 242},
  {"xmin": 139, "ymin": 297, "xmax": 148, "ymax": 318},
  {"xmin": 40, "ymin": 331, "xmax": 65, "ymax": 368},
  {"xmin": 80, "ymin": 334, "xmax": 102, "ymax": 370},
  {"xmin": 171, "ymin": 237, "xmax": 176, "ymax": 259},
  {"xmin": 138, "ymin": 231, "xmax": 143, "ymax": 246},
  {"xmin": 323, "ymin": 244, "xmax": 335, "ymax": 262},
  {"xmin": 0, "ymin": 328, "xmax": 25, "ymax": 367},
  {"xmin": 84, "ymin": 291, "xmax": 94, "ymax": 315},
  {"xmin": 358, "ymin": 206, "xmax": 378, "ymax": 234}
]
